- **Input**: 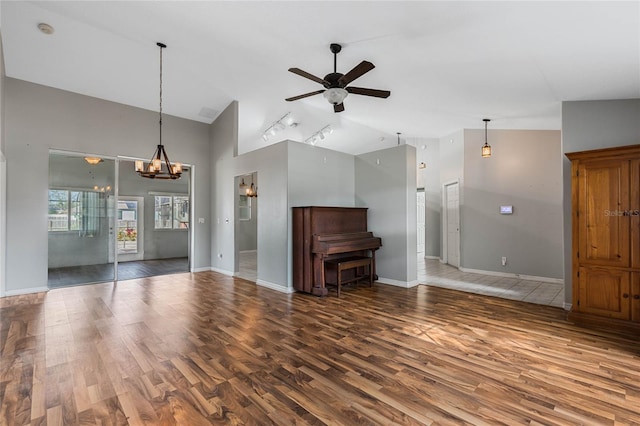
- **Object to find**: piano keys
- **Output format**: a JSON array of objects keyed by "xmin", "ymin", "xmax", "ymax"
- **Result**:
[{"xmin": 292, "ymin": 206, "xmax": 382, "ymax": 296}]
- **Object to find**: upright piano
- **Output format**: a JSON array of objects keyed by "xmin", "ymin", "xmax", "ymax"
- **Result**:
[{"xmin": 293, "ymin": 206, "xmax": 382, "ymax": 296}]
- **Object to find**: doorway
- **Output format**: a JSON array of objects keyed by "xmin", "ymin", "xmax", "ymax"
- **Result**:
[
  {"xmin": 116, "ymin": 196, "xmax": 144, "ymax": 262},
  {"xmin": 443, "ymin": 181, "xmax": 460, "ymax": 268},
  {"xmin": 235, "ymin": 172, "xmax": 258, "ymax": 282},
  {"xmin": 47, "ymin": 152, "xmax": 191, "ymax": 288}
]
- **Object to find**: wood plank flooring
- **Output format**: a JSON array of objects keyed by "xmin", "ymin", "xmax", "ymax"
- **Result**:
[{"xmin": 2, "ymin": 272, "xmax": 640, "ymax": 425}]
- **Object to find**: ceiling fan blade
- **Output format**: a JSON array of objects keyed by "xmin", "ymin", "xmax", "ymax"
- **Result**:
[
  {"xmin": 288, "ymin": 68, "xmax": 328, "ymax": 85},
  {"xmin": 346, "ymin": 86, "xmax": 391, "ymax": 98},
  {"xmin": 338, "ymin": 61, "xmax": 375, "ymax": 86},
  {"xmin": 334, "ymin": 103, "xmax": 345, "ymax": 113},
  {"xmin": 285, "ymin": 90, "xmax": 325, "ymax": 102}
]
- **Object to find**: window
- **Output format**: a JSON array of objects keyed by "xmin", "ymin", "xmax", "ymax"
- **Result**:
[
  {"xmin": 48, "ymin": 189, "xmax": 101, "ymax": 235},
  {"xmin": 239, "ymin": 195, "xmax": 251, "ymax": 221},
  {"xmin": 155, "ymin": 195, "xmax": 189, "ymax": 229}
]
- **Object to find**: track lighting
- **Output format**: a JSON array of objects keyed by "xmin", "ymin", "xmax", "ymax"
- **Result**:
[
  {"xmin": 262, "ymin": 112, "xmax": 297, "ymax": 142},
  {"xmin": 305, "ymin": 125, "xmax": 333, "ymax": 145}
]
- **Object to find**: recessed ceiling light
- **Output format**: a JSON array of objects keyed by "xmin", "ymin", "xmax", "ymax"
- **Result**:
[{"xmin": 37, "ymin": 23, "xmax": 54, "ymax": 35}]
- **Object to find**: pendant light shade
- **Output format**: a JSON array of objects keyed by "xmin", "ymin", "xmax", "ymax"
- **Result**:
[
  {"xmin": 482, "ymin": 118, "xmax": 492, "ymax": 158},
  {"xmin": 135, "ymin": 42, "xmax": 182, "ymax": 179}
]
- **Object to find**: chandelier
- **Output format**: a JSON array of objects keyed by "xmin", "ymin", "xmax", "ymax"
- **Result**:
[{"xmin": 135, "ymin": 42, "xmax": 182, "ymax": 179}]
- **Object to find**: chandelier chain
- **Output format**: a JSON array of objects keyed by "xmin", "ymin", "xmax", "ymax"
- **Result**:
[{"xmin": 159, "ymin": 44, "xmax": 163, "ymax": 144}]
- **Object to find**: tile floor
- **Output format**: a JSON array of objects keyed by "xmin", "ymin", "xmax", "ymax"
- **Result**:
[
  {"xmin": 235, "ymin": 250, "xmax": 258, "ymax": 282},
  {"xmin": 418, "ymin": 256, "xmax": 565, "ymax": 308}
]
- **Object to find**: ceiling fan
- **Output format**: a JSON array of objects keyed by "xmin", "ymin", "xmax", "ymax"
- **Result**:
[{"xmin": 285, "ymin": 43, "xmax": 391, "ymax": 113}]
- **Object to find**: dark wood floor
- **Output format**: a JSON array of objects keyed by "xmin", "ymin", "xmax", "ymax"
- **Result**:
[
  {"xmin": 2, "ymin": 272, "xmax": 640, "ymax": 425},
  {"xmin": 47, "ymin": 258, "xmax": 189, "ymax": 288}
]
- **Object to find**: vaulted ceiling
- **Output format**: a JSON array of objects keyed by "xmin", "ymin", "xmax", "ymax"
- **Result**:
[{"xmin": 2, "ymin": 1, "xmax": 639, "ymax": 155}]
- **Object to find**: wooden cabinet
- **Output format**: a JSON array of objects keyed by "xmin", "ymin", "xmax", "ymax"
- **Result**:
[{"xmin": 567, "ymin": 145, "xmax": 640, "ymax": 329}]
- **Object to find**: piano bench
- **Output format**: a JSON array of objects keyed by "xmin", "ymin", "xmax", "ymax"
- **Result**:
[{"xmin": 324, "ymin": 256, "xmax": 373, "ymax": 297}]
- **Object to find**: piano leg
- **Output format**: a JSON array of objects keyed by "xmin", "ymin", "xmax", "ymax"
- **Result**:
[
  {"xmin": 372, "ymin": 251, "xmax": 378, "ymax": 281},
  {"xmin": 313, "ymin": 254, "xmax": 329, "ymax": 297}
]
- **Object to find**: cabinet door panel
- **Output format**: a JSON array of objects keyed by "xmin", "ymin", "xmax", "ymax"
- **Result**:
[
  {"xmin": 578, "ymin": 267, "xmax": 630, "ymax": 319},
  {"xmin": 632, "ymin": 273, "xmax": 640, "ymax": 323},
  {"xmin": 578, "ymin": 160, "xmax": 630, "ymax": 267},
  {"xmin": 630, "ymin": 160, "xmax": 640, "ymax": 268}
]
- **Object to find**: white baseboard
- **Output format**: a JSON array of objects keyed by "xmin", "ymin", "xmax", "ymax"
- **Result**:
[
  {"xmin": 210, "ymin": 266, "xmax": 234, "ymax": 276},
  {"xmin": 256, "ymin": 279, "xmax": 295, "ymax": 294},
  {"xmin": 377, "ymin": 277, "xmax": 420, "ymax": 288},
  {"xmin": 192, "ymin": 266, "xmax": 212, "ymax": 273},
  {"xmin": 239, "ymin": 250, "xmax": 257, "ymax": 254},
  {"xmin": 423, "ymin": 255, "xmax": 440, "ymax": 260},
  {"xmin": 3, "ymin": 286, "xmax": 49, "ymax": 297},
  {"xmin": 458, "ymin": 267, "xmax": 564, "ymax": 285}
]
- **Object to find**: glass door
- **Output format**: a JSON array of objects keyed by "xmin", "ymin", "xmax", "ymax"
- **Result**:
[
  {"xmin": 47, "ymin": 152, "xmax": 116, "ymax": 288},
  {"xmin": 117, "ymin": 197, "xmax": 144, "ymax": 261}
]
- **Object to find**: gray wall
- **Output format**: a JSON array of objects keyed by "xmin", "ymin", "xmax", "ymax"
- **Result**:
[
  {"xmin": 562, "ymin": 99, "xmax": 640, "ymax": 303},
  {"xmin": 415, "ymin": 138, "xmax": 441, "ymax": 258},
  {"xmin": 438, "ymin": 130, "xmax": 464, "ymax": 260},
  {"xmin": 235, "ymin": 142, "xmax": 289, "ymax": 288},
  {"xmin": 355, "ymin": 144, "xmax": 418, "ymax": 284},
  {"xmin": 210, "ymin": 101, "xmax": 238, "ymax": 273},
  {"xmin": 288, "ymin": 141, "xmax": 355, "ymax": 207},
  {"xmin": 4, "ymin": 78, "xmax": 211, "ymax": 294},
  {"xmin": 210, "ymin": 102, "xmax": 292, "ymax": 289},
  {"xmin": 462, "ymin": 129, "xmax": 563, "ymax": 278},
  {"xmin": 0, "ymin": 33, "xmax": 7, "ymax": 296},
  {"xmin": 211, "ymin": 103, "xmax": 407, "ymax": 290}
]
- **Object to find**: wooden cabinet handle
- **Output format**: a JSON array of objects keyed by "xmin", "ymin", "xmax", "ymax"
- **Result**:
[{"xmin": 623, "ymin": 293, "xmax": 629, "ymax": 298}]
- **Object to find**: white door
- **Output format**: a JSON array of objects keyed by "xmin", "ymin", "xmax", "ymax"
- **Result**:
[
  {"xmin": 417, "ymin": 191, "xmax": 425, "ymax": 254},
  {"xmin": 445, "ymin": 183, "xmax": 460, "ymax": 267},
  {"xmin": 116, "ymin": 196, "xmax": 144, "ymax": 262}
]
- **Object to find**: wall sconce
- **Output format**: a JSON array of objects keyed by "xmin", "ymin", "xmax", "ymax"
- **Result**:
[
  {"xmin": 93, "ymin": 185, "xmax": 111, "ymax": 193},
  {"xmin": 262, "ymin": 112, "xmax": 297, "ymax": 142},
  {"xmin": 305, "ymin": 125, "xmax": 333, "ymax": 145},
  {"xmin": 84, "ymin": 157, "xmax": 103, "ymax": 165},
  {"xmin": 482, "ymin": 118, "xmax": 492, "ymax": 158}
]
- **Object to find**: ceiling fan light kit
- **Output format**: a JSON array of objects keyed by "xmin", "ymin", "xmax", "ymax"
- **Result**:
[
  {"xmin": 323, "ymin": 88, "xmax": 348, "ymax": 105},
  {"xmin": 286, "ymin": 43, "xmax": 390, "ymax": 113}
]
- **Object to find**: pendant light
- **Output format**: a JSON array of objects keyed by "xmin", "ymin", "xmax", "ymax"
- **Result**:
[
  {"xmin": 481, "ymin": 118, "xmax": 492, "ymax": 158},
  {"xmin": 135, "ymin": 42, "xmax": 182, "ymax": 179},
  {"xmin": 246, "ymin": 174, "xmax": 258, "ymax": 198}
]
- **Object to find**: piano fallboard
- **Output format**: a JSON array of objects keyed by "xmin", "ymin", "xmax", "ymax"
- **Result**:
[{"xmin": 312, "ymin": 232, "xmax": 382, "ymax": 255}]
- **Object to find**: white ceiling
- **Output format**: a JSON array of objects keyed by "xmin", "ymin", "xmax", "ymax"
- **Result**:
[{"xmin": 2, "ymin": 1, "xmax": 639, "ymax": 155}]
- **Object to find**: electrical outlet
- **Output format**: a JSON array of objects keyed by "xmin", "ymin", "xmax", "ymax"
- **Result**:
[{"xmin": 501, "ymin": 256, "xmax": 507, "ymax": 266}]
